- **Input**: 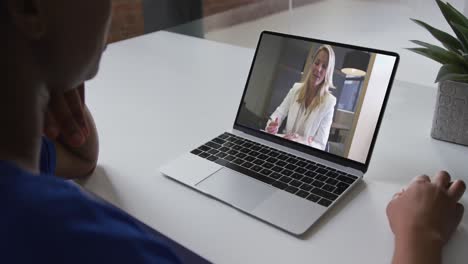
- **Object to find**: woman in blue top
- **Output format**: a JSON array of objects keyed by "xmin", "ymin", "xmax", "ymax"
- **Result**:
[{"xmin": 0, "ymin": 0, "xmax": 465, "ymax": 264}]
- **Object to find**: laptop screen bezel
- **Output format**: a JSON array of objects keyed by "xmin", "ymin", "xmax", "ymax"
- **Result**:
[{"xmin": 232, "ymin": 31, "xmax": 400, "ymax": 173}]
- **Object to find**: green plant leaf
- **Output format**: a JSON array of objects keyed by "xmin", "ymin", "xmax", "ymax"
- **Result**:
[
  {"xmin": 410, "ymin": 18, "xmax": 463, "ymax": 53},
  {"xmin": 450, "ymin": 23, "xmax": 468, "ymax": 53},
  {"xmin": 408, "ymin": 42, "xmax": 468, "ymax": 68},
  {"xmin": 435, "ymin": 64, "xmax": 468, "ymax": 82},
  {"xmin": 436, "ymin": 0, "xmax": 468, "ymax": 51}
]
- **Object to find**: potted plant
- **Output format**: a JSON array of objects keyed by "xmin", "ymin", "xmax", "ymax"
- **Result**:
[{"xmin": 410, "ymin": 0, "xmax": 468, "ymax": 146}]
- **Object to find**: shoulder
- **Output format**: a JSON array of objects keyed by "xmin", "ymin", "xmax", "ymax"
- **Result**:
[
  {"xmin": 323, "ymin": 92, "xmax": 337, "ymax": 106},
  {"xmin": 290, "ymin": 82, "xmax": 303, "ymax": 93}
]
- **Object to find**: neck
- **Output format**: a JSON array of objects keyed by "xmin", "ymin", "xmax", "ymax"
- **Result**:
[{"xmin": 1, "ymin": 34, "xmax": 49, "ymax": 174}]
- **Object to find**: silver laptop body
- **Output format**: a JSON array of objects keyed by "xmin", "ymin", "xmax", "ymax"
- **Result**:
[{"xmin": 160, "ymin": 31, "xmax": 399, "ymax": 235}]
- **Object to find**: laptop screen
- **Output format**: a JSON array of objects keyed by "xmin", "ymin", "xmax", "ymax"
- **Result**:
[{"xmin": 235, "ymin": 31, "xmax": 398, "ymax": 165}]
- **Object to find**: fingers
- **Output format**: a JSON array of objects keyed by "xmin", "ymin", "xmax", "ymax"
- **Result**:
[
  {"xmin": 454, "ymin": 203, "xmax": 465, "ymax": 230},
  {"xmin": 49, "ymin": 93, "xmax": 85, "ymax": 147},
  {"xmin": 64, "ymin": 89, "xmax": 89, "ymax": 136},
  {"xmin": 44, "ymin": 110, "xmax": 60, "ymax": 139},
  {"xmin": 409, "ymin": 175, "xmax": 431, "ymax": 185},
  {"xmin": 434, "ymin": 171, "xmax": 451, "ymax": 188},
  {"xmin": 448, "ymin": 180, "xmax": 466, "ymax": 202}
]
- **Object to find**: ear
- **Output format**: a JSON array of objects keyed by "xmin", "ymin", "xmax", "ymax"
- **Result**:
[{"xmin": 7, "ymin": 0, "xmax": 46, "ymax": 39}]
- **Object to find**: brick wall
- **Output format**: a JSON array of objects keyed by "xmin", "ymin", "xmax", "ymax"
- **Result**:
[{"xmin": 108, "ymin": 0, "xmax": 144, "ymax": 43}]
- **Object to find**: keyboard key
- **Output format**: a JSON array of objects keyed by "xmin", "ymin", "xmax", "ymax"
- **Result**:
[
  {"xmin": 206, "ymin": 142, "xmax": 221, "ymax": 149},
  {"xmin": 286, "ymin": 157, "xmax": 299, "ymax": 164},
  {"xmin": 285, "ymin": 164, "xmax": 297, "ymax": 171},
  {"xmin": 326, "ymin": 171, "xmax": 338, "ymax": 178},
  {"xmin": 311, "ymin": 180, "xmax": 325, "ymax": 188},
  {"xmin": 248, "ymin": 151, "xmax": 259, "ymax": 157},
  {"xmin": 294, "ymin": 167, "xmax": 307, "ymax": 174},
  {"xmin": 258, "ymin": 154, "xmax": 268, "ymax": 160},
  {"xmin": 260, "ymin": 169, "xmax": 272, "ymax": 176},
  {"xmin": 277, "ymin": 154, "xmax": 289, "ymax": 161},
  {"xmin": 272, "ymin": 181, "xmax": 287, "ymax": 190},
  {"xmin": 311, "ymin": 188, "xmax": 338, "ymax": 201},
  {"xmin": 326, "ymin": 178, "xmax": 338, "ymax": 185},
  {"xmin": 296, "ymin": 161, "xmax": 308, "ymax": 167},
  {"xmin": 218, "ymin": 133, "xmax": 229, "ymax": 139},
  {"xmin": 270, "ymin": 172, "xmax": 282, "ymax": 179},
  {"xmin": 316, "ymin": 168, "xmax": 328, "ymax": 174},
  {"xmin": 242, "ymin": 142, "xmax": 253, "ymax": 148},
  {"xmin": 307, "ymin": 194, "xmax": 320, "ymax": 202},
  {"xmin": 296, "ymin": 190, "xmax": 309, "ymax": 198},
  {"xmin": 212, "ymin": 138, "xmax": 225, "ymax": 145},
  {"xmin": 253, "ymin": 159, "xmax": 264, "ymax": 165},
  {"xmin": 290, "ymin": 180, "xmax": 302, "ymax": 187},
  {"xmin": 199, "ymin": 152, "xmax": 210, "ymax": 158},
  {"xmin": 225, "ymin": 155, "xmax": 235, "ymax": 161},
  {"xmin": 316, "ymin": 175, "xmax": 328, "ymax": 182},
  {"xmin": 337, "ymin": 182, "xmax": 350, "ymax": 189},
  {"xmin": 208, "ymin": 149, "xmax": 219, "ymax": 155},
  {"xmin": 263, "ymin": 162, "xmax": 274, "ymax": 169},
  {"xmin": 251, "ymin": 146, "xmax": 261, "ymax": 151},
  {"xmin": 279, "ymin": 176, "xmax": 292, "ymax": 183},
  {"xmin": 233, "ymin": 145, "xmax": 242, "ymax": 151},
  {"xmin": 276, "ymin": 160, "xmax": 287, "ymax": 167},
  {"xmin": 259, "ymin": 148, "xmax": 270, "ymax": 154},
  {"xmin": 299, "ymin": 183, "xmax": 313, "ymax": 191},
  {"xmin": 233, "ymin": 158, "xmax": 244, "ymax": 165},
  {"xmin": 199, "ymin": 145, "xmax": 210, "ymax": 152},
  {"xmin": 333, "ymin": 187, "xmax": 346, "ymax": 195},
  {"xmin": 244, "ymin": 156, "xmax": 255, "ymax": 162},
  {"xmin": 306, "ymin": 164, "xmax": 318, "ymax": 171},
  {"xmin": 318, "ymin": 198, "xmax": 332, "ymax": 207},
  {"xmin": 266, "ymin": 157, "xmax": 278, "ymax": 163},
  {"xmin": 301, "ymin": 177, "xmax": 313, "ymax": 184},
  {"xmin": 227, "ymin": 149, "xmax": 239, "ymax": 156},
  {"xmin": 269, "ymin": 151, "xmax": 280, "ymax": 158},
  {"xmin": 243, "ymin": 162, "xmax": 253, "ymax": 169},
  {"xmin": 191, "ymin": 149, "xmax": 202, "ymax": 155},
  {"xmin": 251, "ymin": 165, "xmax": 262, "ymax": 172},
  {"xmin": 305, "ymin": 170, "xmax": 317, "ymax": 178},
  {"xmin": 224, "ymin": 142, "xmax": 234, "ymax": 148},
  {"xmin": 285, "ymin": 186, "xmax": 299, "ymax": 194},
  {"xmin": 281, "ymin": 169, "xmax": 293, "ymax": 176},
  {"xmin": 223, "ymin": 161, "xmax": 274, "ymax": 185},
  {"xmin": 323, "ymin": 184, "xmax": 335, "ymax": 192},
  {"xmin": 208, "ymin": 155, "xmax": 218, "ymax": 161},
  {"xmin": 219, "ymin": 146, "xmax": 230, "ymax": 152},
  {"xmin": 271, "ymin": 166, "xmax": 283, "ymax": 172},
  {"xmin": 236, "ymin": 153, "xmax": 246, "ymax": 159},
  {"xmin": 215, "ymin": 152, "xmax": 227, "ymax": 159},
  {"xmin": 291, "ymin": 173, "xmax": 303, "ymax": 180},
  {"xmin": 338, "ymin": 175, "xmax": 355, "ymax": 184}
]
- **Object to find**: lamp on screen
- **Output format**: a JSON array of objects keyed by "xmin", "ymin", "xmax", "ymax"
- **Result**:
[{"xmin": 341, "ymin": 51, "xmax": 370, "ymax": 77}]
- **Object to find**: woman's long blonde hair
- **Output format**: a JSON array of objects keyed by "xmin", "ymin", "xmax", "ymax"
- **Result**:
[{"xmin": 296, "ymin": 45, "xmax": 336, "ymax": 116}]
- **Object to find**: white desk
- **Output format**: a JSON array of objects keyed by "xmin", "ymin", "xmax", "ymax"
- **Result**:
[{"xmin": 82, "ymin": 31, "xmax": 468, "ymax": 263}]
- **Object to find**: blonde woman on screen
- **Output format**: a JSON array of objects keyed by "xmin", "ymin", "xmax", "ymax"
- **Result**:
[{"xmin": 266, "ymin": 45, "xmax": 337, "ymax": 150}]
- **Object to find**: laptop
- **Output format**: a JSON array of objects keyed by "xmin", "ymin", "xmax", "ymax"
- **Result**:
[{"xmin": 160, "ymin": 31, "xmax": 399, "ymax": 235}]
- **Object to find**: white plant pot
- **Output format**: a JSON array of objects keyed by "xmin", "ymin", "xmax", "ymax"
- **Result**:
[{"xmin": 431, "ymin": 80, "xmax": 468, "ymax": 146}]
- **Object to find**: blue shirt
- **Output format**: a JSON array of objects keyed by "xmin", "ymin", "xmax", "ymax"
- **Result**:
[{"xmin": 0, "ymin": 138, "xmax": 180, "ymax": 263}]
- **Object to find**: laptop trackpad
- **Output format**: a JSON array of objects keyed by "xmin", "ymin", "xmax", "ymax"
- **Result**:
[{"xmin": 196, "ymin": 167, "xmax": 276, "ymax": 212}]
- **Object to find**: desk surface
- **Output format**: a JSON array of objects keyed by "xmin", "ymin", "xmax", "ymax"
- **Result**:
[{"xmin": 83, "ymin": 31, "xmax": 468, "ymax": 264}]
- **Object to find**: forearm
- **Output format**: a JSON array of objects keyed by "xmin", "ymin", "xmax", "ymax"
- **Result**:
[{"xmin": 392, "ymin": 231, "xmax": 443, "ymax": 264}]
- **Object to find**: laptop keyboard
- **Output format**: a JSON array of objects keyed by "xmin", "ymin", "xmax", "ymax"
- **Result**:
[{"xmin": 190, "ymin": 133, "xmax": 358, "ymax": 207}]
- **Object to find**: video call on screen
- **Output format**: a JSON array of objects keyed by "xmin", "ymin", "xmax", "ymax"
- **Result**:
[{"xmin": 237, "ymin": 33, "xmax": 397, "ymax": 163}]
